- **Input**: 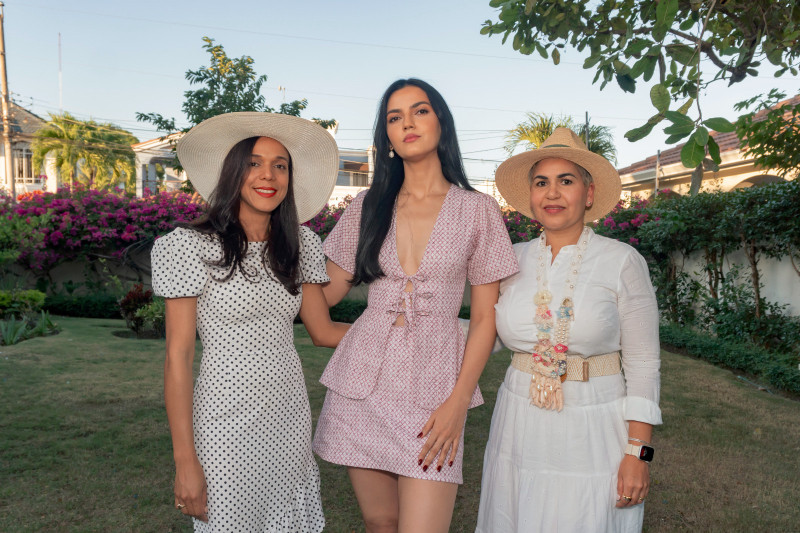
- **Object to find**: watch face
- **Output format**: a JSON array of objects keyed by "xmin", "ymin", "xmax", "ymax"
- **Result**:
[{"xmin": 639, "ymin": 445, "xmax": 655, "ymax": 462}]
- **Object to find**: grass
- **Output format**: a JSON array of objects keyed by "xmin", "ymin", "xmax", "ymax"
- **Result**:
[{"xmin": 1, "ymin": 317, "xmax": 799, "ymax": 532}]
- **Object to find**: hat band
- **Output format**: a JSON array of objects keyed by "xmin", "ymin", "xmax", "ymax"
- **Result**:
[{"xmin": 543, "ymin": 144, "xmax": 570, "ymax": 148}]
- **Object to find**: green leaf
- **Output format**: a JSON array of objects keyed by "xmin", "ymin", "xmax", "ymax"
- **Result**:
[
  {"xmin": 650, "ymin": 84, "xmax": 670, "ymax": 112},
  {"xmin": 679, "ymin": 17, "xmax": 695, "ymax": 31},
  {"xmin": 681, "ymin": 130, "xmax": 706, "ymax": 168},
  {"xmin": 643, "ymin": 56, "xmax": 657, "ymax": 81},
  {"xmin": 625, "ymin": 122, "xmax": 655, "ymax": 142},
  {"xmin": 707, "ymin": 136, "xmax": 721, "ymax": 163},
  {"xmin": 664, "ymin": 110, "xmax": 694, "ymax": 125},
  {"xmin": 524, "ymin": 0, "xmax": 537, "ymax": 15},
  {"xmin": 666, "ymin": 132, "xmax": 691, "ymax": 144},
  {"xmin": 583, "ymin": 54, "xmax": 601, "ymax": 69},
  {"xmin": 656, "ymin": 0, "xmax": 680, "ymax": 27},
  {"xmin": 480, "ymin": 25, "xmax": 491, "ymax": 36},
  {"xmin": 663, "ymin": 122, "xmax": 695, "ymax": 135},
  {"xmin": 666, "ymin": 43, "xmax": 698, "ymax": 66},
  {"xmin": 703, "ymin": 117, "xmax": 736, "ymax": 133},
  {"xmin": 652, "ymin": 23, "xmax": 667, "ymax": 42},
  {"xmin": 613, "ymin": 59, "xmax": 631, "ymax": 75},
  {"xmin": 694, "ymin": 126, "xmax": 709, "ymax": 146},
  {"xmin": 552, "ymin": 48, "xmax": 561, "ymax": 65},
  {"xmin": 616, "ymin": 74, "xmax": 636, "ymax": 93},
  {"xmin": 676, "ymin": 98, "xmax": 694, "ymax": 115},
  {"xmin": 536, "ymin": 42, "xmax": 548, "ymax": 59},
  {"xmin": 489, "ymin": 0, "xmax": 505, "ymax": 7}
]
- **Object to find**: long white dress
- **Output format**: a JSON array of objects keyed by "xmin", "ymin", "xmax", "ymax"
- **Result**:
[
  {"xmin": 152, "ymin": 226, "xmax": 327, "ymax": 532},
  {"xmin": 476, "ymin": 229, "xmax": 662, "ymax": 533}
]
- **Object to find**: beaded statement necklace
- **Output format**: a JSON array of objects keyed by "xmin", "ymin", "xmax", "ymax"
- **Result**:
[{"xmin": 529, "ymin": 226, "xmax": 590, "ymax": 411}]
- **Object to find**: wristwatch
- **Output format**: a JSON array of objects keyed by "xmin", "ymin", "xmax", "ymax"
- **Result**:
[{"xmin": 624, "ymin": 443, "xmax": 654, "ymax": 463}]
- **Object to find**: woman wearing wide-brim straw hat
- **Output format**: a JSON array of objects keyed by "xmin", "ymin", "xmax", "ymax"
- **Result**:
[
  {"xmin": 476, "ymin": 127, "xmax": 662, "ymax": 532},
  {"xmin": 151, "ymin": 112, "xmax": 349, "ymax": 532}
]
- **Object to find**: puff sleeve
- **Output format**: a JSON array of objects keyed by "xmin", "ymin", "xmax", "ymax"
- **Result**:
[
  {"xmin": 618, "ymin": 250, "xmax": 663, "ymax": 425},
  {"xmin": 322, "ymin": 191, "xmax": 365, "ymax": 275},
  {"xmin": 151, "ymin": 227, "xmax": 208, "ymax": 298},
  {"xmin": 299, "ymin": 225, "xmax": 331, "ymax": 284},
  {"xmin": 467, "ymin": 194, "xmax": 519, "ymax": 285}
]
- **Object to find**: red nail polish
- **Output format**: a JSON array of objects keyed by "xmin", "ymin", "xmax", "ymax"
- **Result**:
[
  {"xmin": 449, "ymin": 461, "xmax": 453, "ymax": 467},
  {"xmin": 422, "ymin": 465, "xmax": 428, "ymax": 472},
  {"xmin": 437, "ymin": 465, "xmax": 442, "ymax": 472},
  {"xmin": 417, "ymin": 432, "xmax": 423, "ymax": 438},
  {"xmin": 418, "ymin": 459, "xmax": 423, "ymax": 465}
]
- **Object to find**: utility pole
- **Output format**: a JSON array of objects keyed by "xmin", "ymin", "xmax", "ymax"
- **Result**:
[
  {"xmin": 0, "ymin": 2, "xmax": 13, "ymax": 199},
  {"xmin": 655, "ymin": 150, "xmax": 661, "ymax": 195},
  {"xmin": 584, "ymin": 111, "xmax": 589, "ymax": 147}
]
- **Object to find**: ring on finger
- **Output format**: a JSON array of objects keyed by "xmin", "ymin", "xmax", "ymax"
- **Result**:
[
  {"xmin": 622, "ymin": 495, "xmax": 632, "ymax": 501},
  {"xmin": 176, "ymin": 503, "xmax": 186, "ymax": 510}
]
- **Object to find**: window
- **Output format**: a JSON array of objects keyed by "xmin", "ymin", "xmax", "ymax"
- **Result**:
[{"xmin": 13, "ymin": 147, "xmax": 42, "ymax": 184}]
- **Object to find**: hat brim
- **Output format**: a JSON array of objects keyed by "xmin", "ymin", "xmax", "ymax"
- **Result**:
[
  {"xmin": 495, "ymin": 147, "xmax": 621, "ymax": 223},
  {"xmin": 177, "ymin": 112, "xmax": 339, "ymax": 223}
]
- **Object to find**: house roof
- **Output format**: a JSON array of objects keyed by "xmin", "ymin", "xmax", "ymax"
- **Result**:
[
  {"xmin": 617, "ymin": 94, "xmax": 800, "ymax": 175},
  {"xmin": 0, "ymin": 102, "xmax": 46, "ymax": 137}
]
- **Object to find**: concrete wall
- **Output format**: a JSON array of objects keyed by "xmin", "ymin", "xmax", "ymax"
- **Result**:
[{"xmin": 679, "ymin": 249, "xmax": 800, "ymax": 317}]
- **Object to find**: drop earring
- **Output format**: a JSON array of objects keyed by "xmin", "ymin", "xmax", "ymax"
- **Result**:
[{"xmin": 389, "ymin": 147, "xmax": 395, "ymax": 158}]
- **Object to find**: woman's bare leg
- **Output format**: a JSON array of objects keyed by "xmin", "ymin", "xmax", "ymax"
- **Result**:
[
  {"xmin": 397, "ymin": 476, "xmax": 458, "ymax": 533},
  {"xmin": 348, "ymin": 467, "xmax": 400, "ymax": 533}
]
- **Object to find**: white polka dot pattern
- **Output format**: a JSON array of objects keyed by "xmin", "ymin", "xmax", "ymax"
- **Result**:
[{"xmin": 151, "ymin": 225, "xmax": 328, "ymax": 532}]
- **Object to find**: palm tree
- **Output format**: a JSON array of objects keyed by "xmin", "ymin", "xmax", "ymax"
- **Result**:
[
  {"xmin": 32, "ymin": 113, "xmax": 138, "ymax": 192},
  {"xmin": 504, "ymin": 112, "xmax": 572, "ymax": 154},
  {"xmin": 505, "ymin": 113, "xmax": 618, "ymax": 164}
]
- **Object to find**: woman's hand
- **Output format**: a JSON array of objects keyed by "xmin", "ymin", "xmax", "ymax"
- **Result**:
[
  {"xmin": 174, "ymin": 456, "xmax": 209, "ymax": 522},
  {"xmin": 616, "ymin": 455, "xmax": 650, "ymax": 508},
  {"xmin": 417, "ymin": 395, "xmax": 469, "ymax": 471}
]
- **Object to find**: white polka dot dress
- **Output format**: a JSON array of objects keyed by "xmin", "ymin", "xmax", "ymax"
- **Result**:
[{"xmin": 152, "ymin": 225, "xmax": 327, "ymax": 532}]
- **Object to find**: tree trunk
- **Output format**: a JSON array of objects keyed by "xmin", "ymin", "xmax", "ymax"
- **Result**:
[
  {"xmin": 689, "ymin": 163, "xmax": 704, "ymax": 195},
  {"xmin": 741, "ymin": 235, "xmax": 762, "ymax": 319}
]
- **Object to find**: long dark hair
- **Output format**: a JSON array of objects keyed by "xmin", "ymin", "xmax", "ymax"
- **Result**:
[
  {"xmin": 351, "ymin": 78, "xmax": 474, "ymax": 285},
  {"xmin": 185, "ymin": 136, "xmax": 301, "ymax": 295}
]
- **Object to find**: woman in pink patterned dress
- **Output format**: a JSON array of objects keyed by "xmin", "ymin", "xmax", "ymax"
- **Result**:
[{"xmin": 312, "ymin": 78, "xmax": 519, "ymax": 532}]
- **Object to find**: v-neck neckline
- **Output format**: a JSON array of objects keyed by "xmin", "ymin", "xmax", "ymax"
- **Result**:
[{"xmin": 392, "ymin": 184, "xmax": 455, "ymax": 278}]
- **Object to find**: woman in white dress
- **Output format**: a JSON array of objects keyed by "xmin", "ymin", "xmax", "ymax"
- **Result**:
[
  {"xmin": 151, "ymin": 113, "xmax": 348, "ymax": 531},
  {"xmin": 476, "ymin": 128, "xmax": 662, "ymax": 532}
]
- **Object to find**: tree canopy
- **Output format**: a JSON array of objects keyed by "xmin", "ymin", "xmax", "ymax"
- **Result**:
[
  {"xmin": 482, "ymin": 0, "xmax": 800, "ymax": 193},
  {"xmin": 31, "ymin": 113, "xmax": 138, "ymax": 192},
  {"xmin": 734, "ymin": 90, "xmax": 800, "ymax": 179},
  {"xmin": 137, "ymin": 37, "xmax": 336, "ymax": 177}
]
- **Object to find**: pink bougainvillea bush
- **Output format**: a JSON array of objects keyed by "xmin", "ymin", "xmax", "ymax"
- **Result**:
[
  {"xmin": 502, "ymin": 208, "xmax": 543, "ymax": 244},
  {"xmin": 5, "ymin": 187, "xmax": 205, "ymax": 273},
  {"xmin": 302, "ymin": 196, "xmax": 351, "ymax": 242}
]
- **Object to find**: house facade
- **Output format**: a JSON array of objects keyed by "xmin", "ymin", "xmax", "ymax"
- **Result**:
[
  {"xmin": 617, "ymin": 95, "xmax": 799, "ymax": 197},
  {"xmin": 0, "ymin": 103, "xmax": 47, "ymax": 194}
]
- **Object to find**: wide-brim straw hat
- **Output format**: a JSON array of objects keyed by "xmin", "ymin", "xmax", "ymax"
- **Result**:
[
  {"xmin": 495, "ymin": 127, "xmax": 621, "ymax": 223},
  {"xmin": 177, "ymin": 112, "xmax": 339, "ymax": 223}
]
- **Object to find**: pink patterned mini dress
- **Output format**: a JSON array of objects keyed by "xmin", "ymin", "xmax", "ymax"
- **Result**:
[{"xmin": 312, "ymin": 185, "xmax": 518, "ymax": 483}]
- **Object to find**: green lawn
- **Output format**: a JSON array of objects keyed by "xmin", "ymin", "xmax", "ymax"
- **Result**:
[{"xmin": 1, "ymin": 317, "xmax": 798, "ymax": 532}]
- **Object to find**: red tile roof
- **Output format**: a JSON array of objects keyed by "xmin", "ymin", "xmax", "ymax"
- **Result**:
[{"xmin": 617, "ymin": 94, "xmax": 800, "ymax": 175}]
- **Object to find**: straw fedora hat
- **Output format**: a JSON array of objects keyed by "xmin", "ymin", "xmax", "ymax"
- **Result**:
[
  {"xmin": 495, "ymin": 127, "xmax": 621, "ymax": 223},
  {"xmin": 177, "ymin": 112, "xmax": 339, "ymax": 223}
]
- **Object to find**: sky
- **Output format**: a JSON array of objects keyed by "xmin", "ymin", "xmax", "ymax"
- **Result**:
[{"xmin": 7, "ymin": 0, "xmax": 799, "ymax": 183}]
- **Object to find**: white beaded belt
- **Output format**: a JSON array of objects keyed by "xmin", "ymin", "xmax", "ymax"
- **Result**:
[{"xmin": 511, "ymin": 351, "xmax": 621, "ymax": 382}]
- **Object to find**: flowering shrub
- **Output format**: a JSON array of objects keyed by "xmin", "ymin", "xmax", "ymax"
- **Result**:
[
  {"xmin": 592, "ymin": 195, "xmax": 652, "ymax": 250},
  {"xmin": 502, "ymin": 208, "xmax": 542, "ymax": 244},
  {"xmin": 5, "ymin": 186, "xmax": 205, "ymax": 272},
  {"xmin": 119, "ymin": 283, "xmax": 153, "ymax": 332},
  {"xmin": 302, "ymin": 196, "xmax": 351, "ymax": 242}
]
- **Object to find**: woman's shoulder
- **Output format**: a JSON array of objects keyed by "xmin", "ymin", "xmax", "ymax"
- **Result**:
[
  {"xmin": 152, "ymin": 226, "xmax": 218, "ymax": 258},
  {"xmin": 299, "ymin": 224, "xmax": 323, "ymax": 245}
]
